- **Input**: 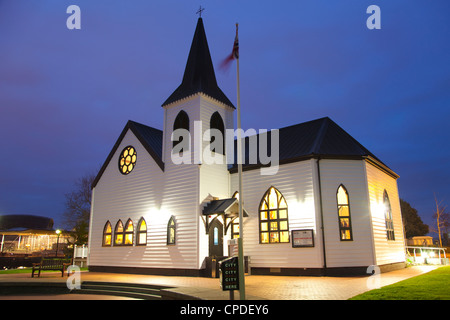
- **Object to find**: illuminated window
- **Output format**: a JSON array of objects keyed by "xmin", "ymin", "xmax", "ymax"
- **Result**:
[
  {"xmin": 167, "ymin": 216, "xmax": 176, "ymax": 245},
  {"xmin": 210, "ymin": 111, "xmax": 225, "ymax": 154},
  {"xmin": 384, "ymin": 191, "xmax": 395, "ymax": 240},
  {"xmin": 102, "ymin": 221, "xmax": 112, "ymax": 246},
  {"xmin": 173, "ymin": 110, "xmax": 189, "ymax": 151},
  {"xmin": 231, "ymin": 218, "xmax": 240, "ymax": 239},
  {"xmin": 118, "ymin": 146, "xmax": 137, "ymax": 175},
  {"xmin": 259, "ymin": 187, "xmax": 289, "ymax": 243},
  {"xmin": 136, "ymin": 218, "xmax": 147, "ymax": 246},
  {"xmin": 213, "ymin": 227, "xmax": 219, "ymax": 245},
  {"xmin": 114, "ymin": 220, "xmax": 124, "ymax": 246},
  {"xmin": 337, "ymin": 185, "xmax": 353, "ymax": 241},
  {"xmin": 124, "ymin": 219, "xmax": 134, "ymax": 245}
]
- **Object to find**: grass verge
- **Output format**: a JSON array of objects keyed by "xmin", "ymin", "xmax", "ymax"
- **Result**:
[{"xmin": 350, "ymin": 266, "xmax": 450, "ymax": 300}]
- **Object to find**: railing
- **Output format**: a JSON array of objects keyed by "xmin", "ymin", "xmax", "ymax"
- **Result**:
[
  {"xmin": 74, "ymin": 244, "xmax": 88, "ymax": 258},
  {"xmin": 406, "ymin": 246, "xmax": 448, "ymax": 265}
]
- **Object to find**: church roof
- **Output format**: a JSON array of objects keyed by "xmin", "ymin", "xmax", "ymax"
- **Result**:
[
  {"xmin": 229, "ymin": 117, "xmax": 398, "ymax": 178},
  {"xmin": 162, "ymin": 18, "xmax": 235, "ymax": 109},
  {"xmin": 92, "ymin": 120, "xmax": 163, "ymax": 189}
]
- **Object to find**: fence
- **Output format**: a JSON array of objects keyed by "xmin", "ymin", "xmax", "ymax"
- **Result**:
[
  {"xmin": 74, "ymin": 245, "xmax": 88, "ymax": 258},
  {"xmin": 406, "ymin": 246, "xmax": 449, "ymax": 265},
  {"xmin": 73, "ymin": 245, "xmax": 88, "ymax": 268}
]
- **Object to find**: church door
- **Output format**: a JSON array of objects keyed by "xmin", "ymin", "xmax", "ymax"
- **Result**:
[{"xmin": 209, "ymin": 219, "xmax": 223, "ymax": 257}]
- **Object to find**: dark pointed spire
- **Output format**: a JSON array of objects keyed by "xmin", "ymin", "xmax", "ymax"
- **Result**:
[{"xmin": 162, "ymin": 18, "xmax": 235, "ymax": 108}]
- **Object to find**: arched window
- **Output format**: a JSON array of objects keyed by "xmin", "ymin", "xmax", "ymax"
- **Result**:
[
  {"xmin": 384, "ymin": 190, "xmax": 395, "ymax": 240},
  {"xmin": 114, "ymin": 220, "xmax": 124, "ymax": 246},
  {"xmin": 136, "ymin": 218, "xmax": 147, "ymax": 246},
  {"xmin": 124, "ymin": 219, "xmax": 134, "ymax": 245},
  {"xmin": 337, "ymin": 185, "xmax": 353, "ymax": 241},
  {"xmin": 167, "ymin": 216, "xmax": 176, "ymax": 245},
  {"xmin": 102, "ymin": 221, "xmax": 112, "ymax": 246},
  {"xmin": 173, "ymin": 110, "xmax": 190, "ymax": 150},
  {"xmin": 210, "ymin": 111, "xmax": 225, "ymax": 154},
  {"xmin": 259, "ymin": 186, "xmax": 289, "ymax": 243}
]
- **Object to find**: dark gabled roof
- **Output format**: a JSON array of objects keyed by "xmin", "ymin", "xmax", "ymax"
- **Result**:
[
  {"xmin": 202, "ymin": 198, "xmax": 249, "ymax": 217},
  {"xmin": 92, "ymin": 120, "xmax": 163, "ymax": 189},
  {"xmin": 229, "ymin": 117, "xmax": 398, "ymax": 178},
  {"xmin": 0, "ymin": 215, "xmax": 54, "ymax": 232},
  {"xmin": 162, "ymin": 18, "xmax": 234, "ymax": 109}
]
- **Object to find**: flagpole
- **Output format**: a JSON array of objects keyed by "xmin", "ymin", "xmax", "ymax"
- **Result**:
[{"xmin": 235, "ymin": 22, "xmax": 246, "ymax": 301}]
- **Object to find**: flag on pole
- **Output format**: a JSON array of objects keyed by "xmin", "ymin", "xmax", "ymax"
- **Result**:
[{"xmin": 220, "ymin": 23, "xmax": 239, "ymax": 70}]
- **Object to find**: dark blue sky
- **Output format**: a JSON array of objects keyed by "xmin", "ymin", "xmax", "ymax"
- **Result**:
[{"xmin": 1, "ymin": 1, "xmax": 449, "ymax": 232}]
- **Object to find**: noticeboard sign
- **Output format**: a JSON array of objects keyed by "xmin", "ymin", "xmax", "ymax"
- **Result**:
[
  {"xmin": 219, "ymin": 256, "xmax": 239, "ymax": 291},
  {"xmin": 292, "ymin": 229, "xmax": 315, "ymax": 248}
]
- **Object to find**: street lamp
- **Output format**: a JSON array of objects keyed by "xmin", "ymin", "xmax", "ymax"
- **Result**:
[{"xmin": 55, "ymin": 229, "xmax": 61, "ymax": 257}]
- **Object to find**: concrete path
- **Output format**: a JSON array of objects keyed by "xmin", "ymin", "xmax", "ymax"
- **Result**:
[{"xmin": 0, "ymin": 265, "xmax": 438, "ymax": 300}]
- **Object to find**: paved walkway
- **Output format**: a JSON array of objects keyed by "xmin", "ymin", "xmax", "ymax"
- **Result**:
[{"xmin": 0, "ymin": 265, "xmax": 438, "ymax": 300}]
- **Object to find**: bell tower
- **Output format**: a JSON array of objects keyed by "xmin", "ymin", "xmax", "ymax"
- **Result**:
[{"xmin": 161, "ymin": 17, "xmax": 235, "ymax": 173}]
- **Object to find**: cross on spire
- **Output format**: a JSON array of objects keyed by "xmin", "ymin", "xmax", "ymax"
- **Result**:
[{"xmin": 196, "ymin": 6, "xmax": 205, "ymax": 18}]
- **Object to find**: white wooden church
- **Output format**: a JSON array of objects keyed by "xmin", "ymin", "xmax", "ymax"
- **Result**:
[{"xmin": 88, "ymin": 18, "xmax": 406, "ymax": 276}]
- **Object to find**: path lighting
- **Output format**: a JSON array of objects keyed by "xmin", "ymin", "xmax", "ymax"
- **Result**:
[{"xmin": 55, "ymin": 229, "xmax": 61, "ymax": 257}]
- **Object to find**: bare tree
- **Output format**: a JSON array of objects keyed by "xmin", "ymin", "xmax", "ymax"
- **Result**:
[
  {"xmin": 432, "ymin": 194, "xmax": 449, "ymax": 247},
  {"xmin": 63, "ymin": 172, "xmax": 96, "ymax": 245}
]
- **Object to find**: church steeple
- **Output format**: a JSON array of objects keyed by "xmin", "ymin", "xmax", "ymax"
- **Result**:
[{"xmin": 162, "ymin": 18, "xmax": 235, "ymax": 109}]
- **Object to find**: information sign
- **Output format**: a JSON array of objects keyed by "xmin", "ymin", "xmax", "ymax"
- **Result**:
[{"xmin": 219, "ymin": 256, "xmax": 239, "ymax": 291}]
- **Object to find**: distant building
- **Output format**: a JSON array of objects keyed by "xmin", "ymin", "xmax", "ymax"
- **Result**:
[
  {"xmin": 407, "ymin": 236, "xmax": 434, "ymax": 247},
  {"xmin": 88, "ymin": 18, "xmax": 406, "ymax": 276},
  {"xmin": 0, "ymin": 214, "xmax": 69, "ymax": 255}
]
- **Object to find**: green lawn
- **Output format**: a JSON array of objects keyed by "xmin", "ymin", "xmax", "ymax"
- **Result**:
[{"xmin": 350, "ymin": 266, "xmax": 450, "ymax": 300}]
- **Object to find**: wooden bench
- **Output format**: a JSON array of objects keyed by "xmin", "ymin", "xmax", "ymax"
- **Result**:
[{"xmin": 31, "ymin": 258, "xmax": 72, "ymax": 278}]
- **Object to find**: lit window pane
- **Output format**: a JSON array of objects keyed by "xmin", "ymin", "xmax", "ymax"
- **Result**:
[
  {"xmin": 125, "ymin": 234, "xmax": 133, "ymax": 245},
  {"xmin": 279, "ymin": 209, "xmax": 287, "ymax": 219},
  {"xmin": 139, "ymin": 233, "xmax": 146, "ymax": 244},
  {"xmin": 340, "ymin": 218, "xmax": 350, "ymax": 228},
  {"xmin": 261, "ymin": 233, "xmax": 269, "ymax": 243},
  {"xmin": 338, "ymin": 206, "xmax": 349, "ymax": 217},
  {"xmin": 260, "ymin": 200, "xmax": 268, "ymax": 211},
  {"xmin": 270, "ymin": 232, "xmax": 279, "ymax": 243},
  {"xmin": 260, "ymin": 211, "xmax": 267, "ymax": 220},
  {"xmin": 268, "ymin": 188, "xmax": 278, "ymax": 209},
  {"xmin": 261, "ymin": 222, "xmax": 268, "ymax": 231},
  {"xmin": 269, "ymin": 210, "xmax": 277, "ymax": 219},
  {"xmin": 214, "ymin": 227, "xmax": 219, "ymax": 245},
  {"xmin": 280, "ymin": 231, "xmax": 289, "ymax": 243},
  {"xmin": 125, "ymin": 220, "xmax": 133, "ymax": 232},
  {"xmin": 337, "ymin": 186, "xmax": 349, "ymax": 205},
  {"xmin": 341, "ymin": 230, "xmax": 351, "ymax": 240},
  {"xmin": 279, "ymin": 198, "xmax": 287, "ymax": 209}
]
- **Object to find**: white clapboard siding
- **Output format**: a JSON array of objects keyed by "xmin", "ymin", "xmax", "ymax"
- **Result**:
[
  {"xmin": 317, "ymin": 159, "xmax": 375, "ymax": 267},
  {"xmin": 230, "ymin": 159, "xmax": 323, "ymax": 269},
  {"xmin": 89, "ymin": 129, "xmax": 200, "ymax": 270},
  {"xmin": 365, "ymin": 162, "xmax": 406, "ymax": 265},
  {"xmin": 198, "ymin": 95, "xmax": 233, "ymax": 201}
]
